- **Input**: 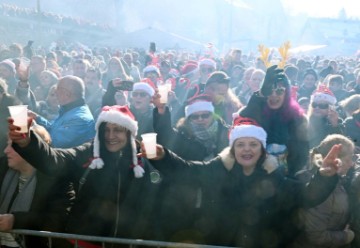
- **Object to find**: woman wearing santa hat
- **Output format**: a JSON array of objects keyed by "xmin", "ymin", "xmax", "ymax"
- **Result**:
[
  {"xmin": 307, "ymin": 84, "xmax": 344, "ymax": 149},
  {"xmin": 8, "ymin": 105, "xmax": 160, "ymax": 244},
  {"xmin": 152, "ymin": 93, "xmax": 229, "ymax": 242},
  {"xmin": 144, "ymin": 115, "xmax": 340, "ymax": 248}
]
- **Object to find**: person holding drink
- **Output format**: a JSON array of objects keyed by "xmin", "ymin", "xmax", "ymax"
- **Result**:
[
  {"xmin": 8, "ymin": 105, "xmax": 160, "ymax": 245},
  {"xmin": 142, "ymin": 115, "xmax": 341, "ymax": 247}
]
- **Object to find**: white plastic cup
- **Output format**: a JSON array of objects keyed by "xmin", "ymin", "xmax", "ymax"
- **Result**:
[
  {"xmin": 8, "ymin": 105, "xmax": 28, "ymax": 133},
  {"xmin": 141, "ymin": 133, "xmax": 157, "ymax": 159},
  {"xmin": 158, "ymin": 84, "xmax": 169, "ymax": 104}
]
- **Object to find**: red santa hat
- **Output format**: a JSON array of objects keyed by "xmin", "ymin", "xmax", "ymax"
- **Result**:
[
  {"xmin": 89, "ymin": 105, "xmax": 145, "ymax": 178},
  {"xmin": 133, "ymin": 82, "xmax": 155, "ymax": 97},
  {"xmin": 185, "ymin": 94, "xmax": 214, "ymax": 118},
  {"xmin": 229, "ymin": 114, "xmax": 267, "ymax": 148},
  {"xmin": 311, "ymin": 84, "xmax": 337, "ymax": 105},
  {"xmin": 181, "ymin": 61, "xmax": 199, "ymax": 76}
]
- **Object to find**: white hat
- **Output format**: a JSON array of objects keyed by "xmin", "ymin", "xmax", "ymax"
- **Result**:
[
  {"xmin": 143, "ymin": 65, "xmax": 160, "ymax": 76},
  {"xmin": 133, "ymin": 82, "xmax": 155, "ymax": 97},
  {"xmin": 185, "ymin": 94, "xmax": 214, "ymax": 118},
  {"xmin": 229, "ymin": 114, "xmax": 267, "ymax": 148},
  {"xmin": 89, "ymin": 105, "xmax": 145, "ymax": 178},
  {"xmin": 198, "ymin": 58, "xmax": 217, "ymax": 69},
  {"xmin": 311, "ymin": 84, "xmax": 337, "ymax": 105}
]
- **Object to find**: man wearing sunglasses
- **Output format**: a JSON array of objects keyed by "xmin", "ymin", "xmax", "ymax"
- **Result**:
[
  {"xmin": 307, "ymin": 85, "xmax": 344, "ymax": 149},
  {"xmin": 129, "ymin": 82, "xmax": 155, "ymax": 139}
]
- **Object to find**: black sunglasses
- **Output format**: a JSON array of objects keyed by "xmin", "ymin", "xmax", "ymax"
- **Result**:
[
  {"xmin": 201, "ymin": 68, "xmax": 214, "ymax": 73},
  {"xmin": 271, "ymin": 87, "xmax": 286, "ymax": 96},
  {"xmin": 189, "ymin": 113, "xmax": 212, "ymax": 120},
  {"xmin": 311, "ymin": 102, "xmax": 329, "ymax": 109},
  {"xmin": 131, "ymin": 92, "xmax": 148, "ymax": 98}
]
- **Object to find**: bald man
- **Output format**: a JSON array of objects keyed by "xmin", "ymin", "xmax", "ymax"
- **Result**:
[{"xmin": 31, "ymin": 76, "xmax": 95, "ymax": 148}]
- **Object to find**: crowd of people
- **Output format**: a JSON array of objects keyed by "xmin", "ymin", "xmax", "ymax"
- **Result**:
[{"xmin": 1, "ymin": 39, "xmax": 360, "ymax": 248}]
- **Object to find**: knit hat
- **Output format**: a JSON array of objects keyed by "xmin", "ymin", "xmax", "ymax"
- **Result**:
[
  {"xmin": 206, "ymin": 71, "xmax": 230, "ymax": 86},
  {"xmin": 199, "ymin": 58, "xmax": 217, "ymax": 69},
  {"xmin": 311, "ymin": 84, "xmax": 337, "ymax": 105},
  {"xmin": 143, "ymin": 65, "xmax": 160, "ymax": 76},
  {"xmin": 89, "ymin": 105, "xmax": 145, "ymax": 178},
  {"xmin": 133, "ymin": 82, "xmax": 155, "ymax": 97},
  {"xmin": 0, "ymin": 59, "xmax": 16, "ymax": 73},
  {"xmin": 185, "ymin": 94, "xmax": 214, "ymax": 118},
  {"xmin": 229, "ymin": 113, "xmax": 267, "ymax": 148}
]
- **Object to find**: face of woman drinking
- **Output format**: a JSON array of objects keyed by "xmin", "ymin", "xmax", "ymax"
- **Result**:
[
  {"xmin": 104, "ymin": 123, "xmax": 128, "ymax": 153},
  {"xmin": 233, "ymin": 137, "xmax": 263, "ymax": 175}
]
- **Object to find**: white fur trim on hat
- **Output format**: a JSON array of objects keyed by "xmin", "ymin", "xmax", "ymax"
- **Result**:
[
  {"xmin": 133, "ymin": 82, "xmax": 155, "ymax": 97},
  {"xmin": 185, "ymin": 101, "xmax": 214, "ymax": 118},
  {"xmin": 89, "ymin": 106, "xmax": 144, "ymax": 178},
  {"xmin": 311, "ymin": 93, "xmax": 337, "ymax": 105},
  {"xmin": 143, "ymin": 65, "xmax": 160, "ymax": 76},
  {"xmin": 198, "ymin": 58, "xmax": 217, "ymax": 69},
  {"xmin": 0, "ymin": 59, "xmax": 15, "ymax": 73},
  {"xmin": 229, "ymin": 124, "xmax": 267, "ymax": 148}
]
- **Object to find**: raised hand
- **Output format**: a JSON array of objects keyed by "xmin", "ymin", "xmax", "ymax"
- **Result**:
[
  {"xmin": 319, "ymin": 144, "xmax": 342, "ymax": 177},
  {"xmin": 8, "ymin": 117, "xmax": 33, "ymax": 147},
  {"xmin": 139, "ymin": 142, "xmax": 165, "ymax": 160},
  {"xmin": 261, "ymin": 65, "xmax": 286, "ymax": 97},
  {"xmin": 152, "ymin": 89, "xmax": 166, "ymax": 114}
]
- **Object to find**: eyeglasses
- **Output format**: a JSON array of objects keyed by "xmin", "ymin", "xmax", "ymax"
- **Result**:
[
  {"xmin": 189, "ymin": 112, "xmax": 212, "ymax": 120},
  {"xmin": 131, "ymin": 92, "xmax": 148, "ymax": 98},
  {"xmin": 311, "ymin": 102, "xmax": 329, "ymax": 109},
  {"xmin": 201, "ymin": 68, "xmax": 214, "ymax": 74},
  {"xmin": 271, "ymin": 87, "xmax": 286, "ymax": 96}
]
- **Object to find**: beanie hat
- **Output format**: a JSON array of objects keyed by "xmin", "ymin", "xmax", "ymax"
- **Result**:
[
  {"xmin": 133, "ymin": 82, "xmax": 155, "ymax": 97},
  {"xmin": 206, "ymin": 71, "xmax": 230, "ymax": 86},
  {"xmin": 311, "ymin": 84, "xmax": 337, "ymax": 105},
  {"xmin": 229, "ymin": 114, "xmax": 267, "ymax": 148},
  {"xmin": 0, "ymin": 59, "xmax": 16, "ymax": 73},
  {"xmin": 199, "ymin": 58, "xmax": 217, "ymax": 69},
  {"xmin": 143, "ymin": 65, "xmax": 160, "ymax": 76},
  {"xmin": 89, "ymin": 105, "xmax": 145, "ymax": 178},
  {"xmin": 185, "ymin": 94, "xmax": 214, "ymax": 118}
]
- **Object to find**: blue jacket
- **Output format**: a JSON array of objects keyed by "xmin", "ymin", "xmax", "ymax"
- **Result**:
[{"xmin": 36, "ymin": 101, "xmax": 95, "ymax": 148}]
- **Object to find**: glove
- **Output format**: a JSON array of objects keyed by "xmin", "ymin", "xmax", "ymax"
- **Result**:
[{"xmin": 260, "ymin": 65, "xmax": 286, "ymax": 97}]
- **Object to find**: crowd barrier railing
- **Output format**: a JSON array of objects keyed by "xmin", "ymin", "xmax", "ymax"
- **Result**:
[{"xmin": 10, "ymin": 229, "xmax": 233, "ymax": 248}]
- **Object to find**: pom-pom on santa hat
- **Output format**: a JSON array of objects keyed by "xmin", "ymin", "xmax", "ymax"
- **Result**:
[
  {"xmin": 229, "ymin": 113, "xmax": 267, "ymax": 148},
  {"xmin": 311, "ymin": 84, "xmax": 337, "ymax": 105},
  {"xmin": 185, "ymin": 94, "xmax": 214, "ymax": 118},
  {"xmin": 89, "ymin": 105, "xmax": 145, "ymax": 178}
]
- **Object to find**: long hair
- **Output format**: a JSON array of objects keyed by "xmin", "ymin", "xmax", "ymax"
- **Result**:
[
  {"xmin": 263, "ymin": 85, "xmax": 304, "ymax": 122},
  {"xmin": 97, "ymin": 122, "xmax": 132, "ymax": 161}
]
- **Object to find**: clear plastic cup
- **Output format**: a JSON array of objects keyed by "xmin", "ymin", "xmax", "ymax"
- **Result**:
[
  {"xmin": 141, "ymin": 133, "xmax": 157, "ymax": 159},
  {"xmin": 8, "ymin": 105, "xmax": 28, "ymax": 133},
  {"xmin": 158, "ymin": 84, "xmax": 169, "ymax": 104}
]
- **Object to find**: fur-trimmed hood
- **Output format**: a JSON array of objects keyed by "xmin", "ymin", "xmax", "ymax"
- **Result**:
[{"xmin": 219, "ymin": 147, "xmax": 279, "ymax": 174}]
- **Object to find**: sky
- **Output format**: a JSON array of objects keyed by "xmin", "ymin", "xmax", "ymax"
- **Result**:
[{"xmin": 281, "ymin": 0, "xmax": 360, "ymax": 18}]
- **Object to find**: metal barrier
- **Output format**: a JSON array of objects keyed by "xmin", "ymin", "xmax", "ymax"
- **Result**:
[{"xmin": 11, "ymin": 229, "xmax": 231, "ymax": 248}]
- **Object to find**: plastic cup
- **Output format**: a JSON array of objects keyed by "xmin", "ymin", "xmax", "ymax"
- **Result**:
[
  {"xmin": 8, "ymin": 105, "xmax": 28, "ymax": 133},
  {"xmin": 141, "ymin": 133, "xmax": 157, "ymax": 159},
  {"xmin": 158, "ymin": 84, "xmax": 169, "ymax": 104}
]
